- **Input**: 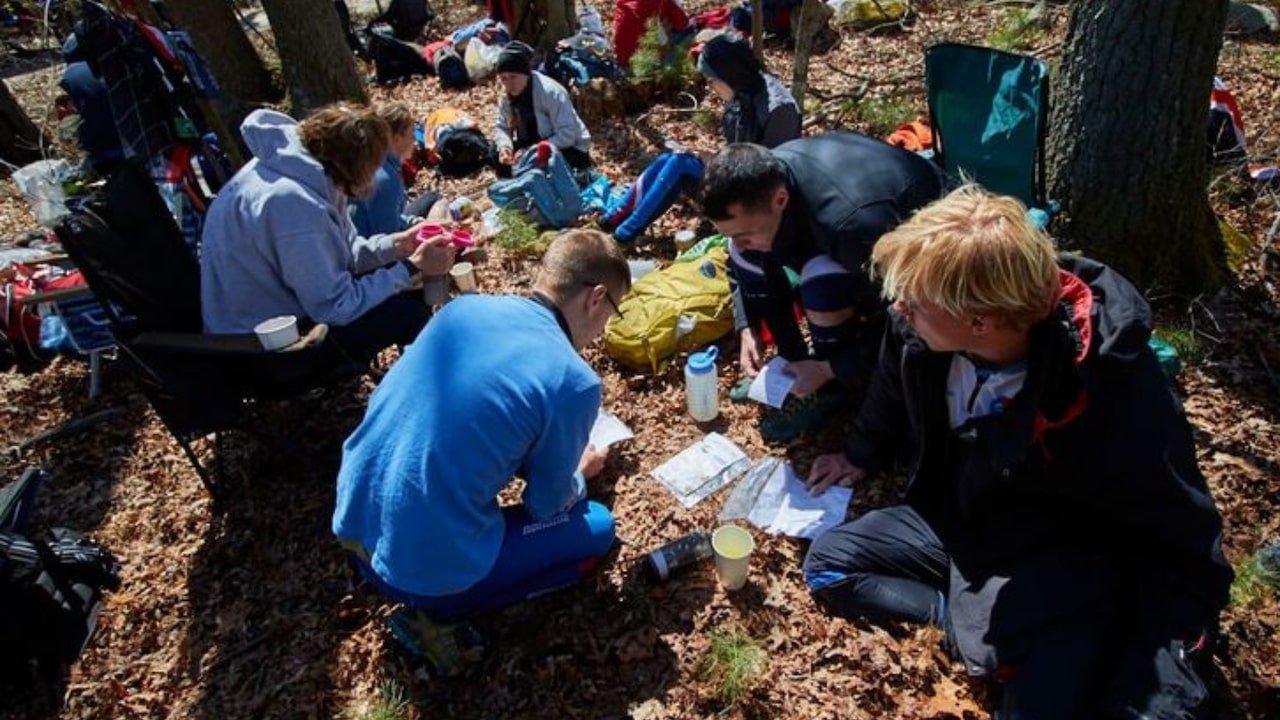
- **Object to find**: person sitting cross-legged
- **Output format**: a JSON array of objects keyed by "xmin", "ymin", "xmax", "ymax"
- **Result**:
[
  {"xmin": 493, "ymin": 41, "xmax": 593, "ymax": 175},
  {"xmin": 802, "ymin": 186, "xmax": 1232, "ymax": 720},
  {"xmin": 700, "ymin": 135, "xmax": 943, "ymax": 441},
  {"xmin": 332, "ymin": 229, "xmax": 630, "ymax": 676}
]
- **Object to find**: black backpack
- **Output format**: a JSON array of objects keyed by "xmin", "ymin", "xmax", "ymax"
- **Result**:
[
  {"xmin": 436, "ymin": 128, "xmax": 495, "ymax": 178},
  {"xmin": 366, "ymin": 29, "xmax": 432, "ymax": 85},
  {"xmin": 370, "ymin": 0, "xmax": 433, "ymax": 41}
]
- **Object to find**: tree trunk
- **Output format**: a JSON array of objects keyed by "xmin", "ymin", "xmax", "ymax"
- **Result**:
[
  {"xmin": 0, "ymin": 80, "xmax": 46, "ymax": 170},
  {"xmin": 1046, "ymin": 0, "xmax": 1229, "ymax": 295},
  {"xmin": 165, "ymin": 0, "xmax": 281, "ymax": 104},
  {"xmin": 259, "ymin": 0, "xmax": 367, "ymax": 116},
  {"xmin": 790, "ymin": 0, "xmax": 829, "ymax": 115},
  {"xmin": 751, "ymin": 0, "xmax": 764, "ymax": 61}
]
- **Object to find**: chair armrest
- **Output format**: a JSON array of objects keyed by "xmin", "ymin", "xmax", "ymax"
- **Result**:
[
  {"xmin": 131, "ymin": 324, "xmax": 330, "ymax": 355},
  {"xmin": 17, "ymin": 284, "xmax": 94, "ymax": 307}
]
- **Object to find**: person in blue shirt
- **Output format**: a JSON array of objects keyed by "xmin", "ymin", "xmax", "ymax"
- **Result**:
[
  {"xmin": 350, "ymin": 102, "xmax": 446, "ymax": 237},
  {"xmin": 333, "ymin": 228, "xmax": 630, "ymax": 675}
]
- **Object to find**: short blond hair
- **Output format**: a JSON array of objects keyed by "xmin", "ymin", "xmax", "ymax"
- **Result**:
[
  {"xmin": 299, "ymin": 103, "xmax": 389, "ymax": 196},
  {"xmin": 374, "ymin": 101, "xmax": 415, "ymax": 136},
  {"xmin": 871, "ymin": 185, "xmax": 1060, "ymax": 330},
  {"xmin": 539, "ymin": 229, "xmax": 631, "ymax": 300}
]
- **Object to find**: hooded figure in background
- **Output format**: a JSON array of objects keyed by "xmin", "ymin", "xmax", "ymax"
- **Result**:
[{"xmin": 697, "ymin": 34, "xmax": 801, "ymax": 149}]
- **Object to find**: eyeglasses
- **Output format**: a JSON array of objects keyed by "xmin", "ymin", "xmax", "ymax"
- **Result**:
[{"xmin": 583, "ymin": 282, "xmax": 625, "ymax": 318}]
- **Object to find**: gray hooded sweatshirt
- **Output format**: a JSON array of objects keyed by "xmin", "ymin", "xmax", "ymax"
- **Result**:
[{"xmin": 200, "ymin": 109, "xmax": 415, "ymax": 334}]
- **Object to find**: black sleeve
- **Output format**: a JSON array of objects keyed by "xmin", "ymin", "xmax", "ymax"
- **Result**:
[{"xmin": 843, "ymin": 313, "xmax": 912, "ymax": 476}]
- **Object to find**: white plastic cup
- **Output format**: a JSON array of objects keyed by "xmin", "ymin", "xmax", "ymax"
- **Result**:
[
  {"xmin": 423, "ymin": 275, "xmax": 450, "ymax": 306},
  {"xmin": 450, "ymin": 262, "xmax": 478, "ymax": 292},
  {"xmin": 674, "ymin": 229, "xmax": 697, "ymax": 252},
  {"xmin": 711, "ymin": 525, "xmax": 755, "ymax": 591},
  {"xmin": 254, "ymin": 315, "xmax": 299, "ymax": 351}
]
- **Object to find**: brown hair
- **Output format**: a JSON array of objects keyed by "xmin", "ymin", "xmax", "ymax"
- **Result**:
[
  {"xmin": 298, "ymin": 103, "xmax": 389, "ymax": 196},
  {"xmin": 374, "ymin": 101, "xmax": 415, "ymax": 136},
  {"xmin": 538, "ymin": 229, "xmax": 631, "ymax": 301},
  {"xmin": 871, "ymin": 185, "xmax": 1060, "ymax": 330}
]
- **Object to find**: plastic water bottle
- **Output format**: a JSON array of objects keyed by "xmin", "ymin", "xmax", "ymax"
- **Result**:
[
  {"xmin": 685, "ymin": 347, "xmax": 720, "ymax": 422},
  {"xmin": 645, "ymin": 531, "xmax": 713, "ymax": 583}
]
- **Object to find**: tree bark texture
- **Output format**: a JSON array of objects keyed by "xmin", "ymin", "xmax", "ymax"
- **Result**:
[
  {"xmin": 751, "ymin": 0, "xmax": 764, "ymax": 61},
  {"xmin": 166, "ymin": 0, "xmax": 281, "ymax": 104},
  {"xmin": 507, "ymin": 0, "xmax": 576, "ymax": 52},
  {"xmin": 1046, "ymin": 0, "xmax": 1228, "ymax": 295},
  {"xmin": 0, "ymin": 80, "xmax": 46, "ymax": 170},
  {"xmin": 259, "ymin": 0, "xmax": 368, "ymax": 117},
  {"xmin": 790, "ymin": 0, "xmax": 830, "ymax": 115}
]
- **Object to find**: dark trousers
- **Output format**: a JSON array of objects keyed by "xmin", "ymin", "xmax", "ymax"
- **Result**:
[
  {"xmin": 327, "ymin": 292, "xmax": 430, "ymax": 364},
  {"xmin": 804, "ymin": 505, "xmax": 1214, "ymax": 720}
]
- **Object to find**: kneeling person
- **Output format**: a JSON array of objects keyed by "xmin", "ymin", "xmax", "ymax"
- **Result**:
[{"xmin": 332, "ymin": 229, "xmax": 629, "ymax": 672}]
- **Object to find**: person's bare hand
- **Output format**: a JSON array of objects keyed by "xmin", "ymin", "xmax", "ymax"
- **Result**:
[
  {"xmin": 578, "ymin": 444, "xmax": 609, "ymax": 479},
  {"xmin": 806, "ymin": 453, "xmax": 865, "ymax": 496},
  {"xmin": 783, "ymin": 359, "xmax": 835, "ymax": 398},
  {"xmin": 392, "ymin": 224, "xmax": 421, "ymax": 259},
  {"xmin": 408, "ymin": 236, "xmax": 456, "ymax": 276},
  {"xmin": 739, "ymin": 327, "xmax": 763, "ymax": 377}
]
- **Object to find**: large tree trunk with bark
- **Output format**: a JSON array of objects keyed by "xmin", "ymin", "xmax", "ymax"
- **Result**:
[
  {"xmin": 1046, "ymin": 0, "xmax": 1229, "ymax": 295},
  {"xmin": 790, "ymin": 0, "xmax": 830, "ymax": 115},
  {"xmin": 0, "ymin": 80, "xmax": 45, "ymax": 170},
  {"xmin": 259, "ymin": 0, "xmax": 367, "ymax": 116},
  {"xmin": 166, "ymin": 0, "xmax": 281, "ymax": 104}
]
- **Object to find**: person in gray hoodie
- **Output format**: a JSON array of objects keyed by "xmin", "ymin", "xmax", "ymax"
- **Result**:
[
  {"xmin": 697, "ymin": 34, "xmax": 801, "ymax": 149},
  {"xmin": 493, "ymin": 41, "xmax": 593, "ymax": 173},
  {"xmin": 200, "ymin": 105, "xmax": 455, "ymax": 362}
]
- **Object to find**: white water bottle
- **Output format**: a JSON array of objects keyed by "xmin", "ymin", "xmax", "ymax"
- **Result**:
[{"xmin": 685, "ymin": 347, "xmax": 720, "ymax": 422}]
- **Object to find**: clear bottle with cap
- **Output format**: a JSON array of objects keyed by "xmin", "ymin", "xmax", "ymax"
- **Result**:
[
  {"xmin": 645, "ymin": 531, "xmax": 713, "ymax": 583},
  {"xmin": 685, "ymin": 346, "xmax": 720, "ymax": 422}
]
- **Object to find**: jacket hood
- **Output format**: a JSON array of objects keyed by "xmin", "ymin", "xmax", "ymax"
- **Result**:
[
  {"xmin": 1057, "ymin": 254, "xmax": 1152, "ymax": 368},
  {"xmin": 240, "ymin": 109, "xmax": 334, "ymax": 202}
]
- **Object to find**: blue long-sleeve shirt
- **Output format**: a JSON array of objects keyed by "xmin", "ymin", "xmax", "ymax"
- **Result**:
[
  {"xmin": 332, "ymin": 294, "xmax": 599, "ymax": 596},
  {"xmin": 351, "ymin": 153, "xmax": 413, "ymax": 237}
]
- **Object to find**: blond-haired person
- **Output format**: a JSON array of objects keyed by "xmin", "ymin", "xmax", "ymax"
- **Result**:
[
  {"xmin": 802, "ymin": 186, "xmax": 1230, "ymax": 719},
  {"xmin": 334, "ymin": 230, "xmax": 629, "ymax": 675},
  {"xmin": 201, "ymin": 103, "xmax": 454, "ymax": 362},
  {"xmin": 351, "ymin": 102, "xmax": 449, "ymax": 236}
]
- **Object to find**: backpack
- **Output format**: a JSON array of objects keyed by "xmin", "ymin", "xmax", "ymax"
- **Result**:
[
  {"xmin": 604, "ymin": 246, "xmax": 734, "ymax": 373},
  {"xmin": 370, "ymin": 0, "xmax": 433, "ymax": 41},
  {"xmin": 543, "ymin": 32, "xmax": 624, "ymax": 89},
  {"xmin": 603, "ymin": 152, "xmax": 704, "ymax": 243},
  {"xmin": 366, "ymin": 29, "xmax": 432, "ymax": 84},
  {"xmin": 487, "ymin": 145, "xmax": 584, "ymax": 228},
  {"xmin": 422, "ymin": 108, "xmax": 494, "ymax": 177},
  {"xmin": 0, "ymin": 469, "xmax": 120, "ymax": 688}
]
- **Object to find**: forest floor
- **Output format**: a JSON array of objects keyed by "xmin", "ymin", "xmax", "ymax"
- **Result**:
[{"xmin": 1, "ymin": 1, "xmax": 1279, "ymax": 718}]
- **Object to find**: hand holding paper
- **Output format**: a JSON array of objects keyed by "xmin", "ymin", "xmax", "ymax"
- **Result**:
[{"xmin": 747, "ymin": 357, "xmax": 797, "ymax": 408}]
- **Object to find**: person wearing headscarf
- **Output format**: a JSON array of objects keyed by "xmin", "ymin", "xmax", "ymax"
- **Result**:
[
  {"xmin": 697, "ymin": 34, "xmax": 801, "ymax": 149},
  {"xmin": 493, "ymin": 41, "xmax": 593, "ymax": 172}
]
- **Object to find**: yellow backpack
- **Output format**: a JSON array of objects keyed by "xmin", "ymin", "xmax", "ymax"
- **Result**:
[{"xmin": 605, "ymin": 246, "xmax": 734, "ymax": 373}]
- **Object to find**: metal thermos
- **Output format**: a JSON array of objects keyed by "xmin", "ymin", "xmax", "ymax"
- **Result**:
[{"xmin": 645, "ymin": 531, "xmax": 714, "ymax": 582}]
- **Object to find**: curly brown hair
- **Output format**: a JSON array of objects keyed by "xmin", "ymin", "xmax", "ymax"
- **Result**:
[{"xmin": 298, "ymin": 103, "xmax": 390, "ymax": 197}]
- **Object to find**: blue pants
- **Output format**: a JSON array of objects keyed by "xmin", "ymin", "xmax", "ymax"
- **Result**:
[{"xmin": 359, "ymin": 499, "xmax": 615, "ymax": 621}]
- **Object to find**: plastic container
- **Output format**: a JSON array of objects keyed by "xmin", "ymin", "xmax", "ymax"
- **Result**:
[
  {"xmin": 449, "ymin": 196, "xmax": 475, "ymax": 221},
  {"xmin": 254, "ymin": 315, "xmax": 299, "ymax": 351},
  {"xmin": 645, "ymin": 531, "xmax": 713, "ymax": 582},
  {"xmin": 450, "ymin": 261, "xmax": 478, "ymax": 292},
  {"xmin": 423, "ymin": 275, "xmax": 450, "ymax": 306},
  {"xmin": 685, "ymin": 346, "xmax": 720, "ymax": 422},
  {"xmin": 712, "ymin": 525, "xmax": 755, "ymax": 591}
]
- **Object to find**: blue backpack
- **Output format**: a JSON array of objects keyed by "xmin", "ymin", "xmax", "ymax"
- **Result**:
[{"xmin": 487, "ymin": 145, "xmax": 584, "ymax": 228}]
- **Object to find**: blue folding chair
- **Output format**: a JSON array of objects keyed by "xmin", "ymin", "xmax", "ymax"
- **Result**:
[{"xmin": 924, "ymin": 42, "xmax": 1055, "ymax": 227}]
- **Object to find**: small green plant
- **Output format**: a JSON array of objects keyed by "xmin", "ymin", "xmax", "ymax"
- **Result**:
[
  {"xmin": 699, "ymin": 628, "xmax": 766, "ymax": 706},
  {"xmin": 987, "ymin": 7, "xmax": 1045, "ymax": 52},
  {"xmin": 843, "ymin": 94, "xmax": 916, "ymax": 137},
  {"xmin": 492, "ymin": 209, "xmax": 548, "ymax": 258},
  {"xmin": 1264, "ymin": 49, "xmax": 1280, "ymax": 72},
  {"xmin": 1229, "ymin": 555, "xmax": 1275, "ymax": 610},
  {"xmin": 1152, "ymin": 324, "xmax": 1204, "ymax": 365},
  {"xmin": 630, "ymin": 20, "xmax": 695, "ymax": 89},
  {"xmin": 692, "ymin": 109, "xmax": 719, "ymax": 130},
  {"xmin": 339, "ymin": 679, "xmax": 409, "ymax": 720}
]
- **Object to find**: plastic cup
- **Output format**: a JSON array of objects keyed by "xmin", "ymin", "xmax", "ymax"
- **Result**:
[
  {"xmin": 423, "ymin": 275, "xmax": 450, "ymax": 306},
  {"xmin": 450, "ymin": 262, "xmax": 478, "ymax": 293},
  {"xmin": 711, "ymin": 525, "xmax": 755, "ymax": 591},
  {"xmin": 416, "ymin": 223, "xmax": 448, "ymax": 245},
  {"xmin": 674, "ymin": 229, "xmax": 697, "ymax": 252},
  {"xmin": 254, "ymin": 315, "xmax": 299, "ymax": 351}
]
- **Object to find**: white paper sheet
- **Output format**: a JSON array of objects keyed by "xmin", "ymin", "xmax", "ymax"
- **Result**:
[
  {"xmin": 747, "ymin": 357, "xmax": 797, "ymax": 408},
  {"xmin": 651, "ymin": 433, "xmax": 751, "ymax": 509},
  {"xmin": 589, "ymin": 411, "xmax": 634, "ymax": 449},
  {"xmin": 747, "ymin": 462, "xmax": 852, "ymax": 540}
]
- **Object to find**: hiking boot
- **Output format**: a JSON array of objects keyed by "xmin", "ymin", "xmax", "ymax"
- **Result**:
[
  {"xmin": 728, "ymin": 376, "xmax": 754, "ymax": 403},
  {"xmin": 759, "ymin": 384, "xmax": 847, "ymax": 442},
  {"xmin": 386, "ymin": 608, "xmax": 486, "ymax": 677}
]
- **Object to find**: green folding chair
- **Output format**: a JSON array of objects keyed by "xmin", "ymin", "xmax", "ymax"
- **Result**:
[{"xmin": 924, "ymin": 42, "xmax": 1054, "ymax": 226}]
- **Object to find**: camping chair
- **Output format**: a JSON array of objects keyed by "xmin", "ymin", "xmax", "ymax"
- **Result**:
[
  {"xmin": 924, "ymin": 42, "xmax": 1055, "ymax": 226},
  {"xmin": 54, "ymin": 162, "xmax": 359, "ymax": 500}
]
